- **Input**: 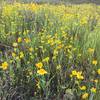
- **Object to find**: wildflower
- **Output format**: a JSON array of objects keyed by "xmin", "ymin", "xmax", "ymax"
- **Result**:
[
  {"xmin": 94, "ymin": 79, "xmax": 98, "ymax": 83},
  {"xmin": 97, "ymin": 69, "xmax": 100, "ymax": 75},
  {"xmin": 35, "ymin": 62, "xmax": 43, "ymax": 69},
  {"xmin": 37, "ymin": 68, "xmax": 47, "ymax": 75},
  {"xmin": 88, "ymin": 48, "xmax": 94, "ymax": 53},
  {"xmin": 82, "ymin": 93, "xmax": 89, "ymax": 99},
  {"xmin": 76, "ymin": 71, "xmax": 84, "ymax": 80},
  {"xmin": 80, "ymin": 17, "xmax": 87, "ymax": 25},
  {"xmin": 12, "ymin": 52, "xmax": 16, "ymax": 57},
  {"xmin": 24, "ymin": 38, "xmax": 31, "ymax": 43},
  {"xmin": 80, "ymin": 86, "xmax": 87, "ymax": 91},
  {"xmin": 29, "ymin": 47, "xmax": 33, "ymax": 52},
  {"xmin": 1, "ymin": 62, "xmax": 8, "ymax": 70},
  {"xmin": 19, "ymin": 52, "xmax": 24, "ymax": 58},
  {"xmin": 57, "ymin": 44, "xmax": 64, "ymax": 49},
  {"xmin": 17, "ymin": 37, "xmax": 22, "ymax": 43},
  {"xmin": 92, "ymin": 60, "xmax": 97, "ymax": 66},
  {"xmin": 72, "ymin": 70, "xmax": 77, "ymax": 76},
  {"xmin": 13, "ymin": 42, "xmax": 18, "ymax": 47},
  {"xmin": 91, "ymin": 87, "xmax": 96, "ymax": 93}
]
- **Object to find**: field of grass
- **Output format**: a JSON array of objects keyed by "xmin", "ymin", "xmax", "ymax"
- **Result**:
[{"xmin": 0, "ymin": 1, "xmax": 100, "ymax": 100}]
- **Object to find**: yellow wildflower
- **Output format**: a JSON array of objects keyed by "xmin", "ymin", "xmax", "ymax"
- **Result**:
[
  {"xmin": 80, "ymin": 86, "xmax": 87, "ymax": 91},
  {"xmin": 82, "ymin": 93, "xmax": 89, "ymax": 99},
  {"xmin": 77, "ymin": 72, "xmax": 84, "ymax": 80},
  {"xmin": 29, "ymin": 47, "xmax": 33, "ymax": 52},
  {"xmin": 91, "ymin": 87, "xmax": 96, "ymax": 93},
  {"xmin": 37, "ymin": 68, "xmax": 47, "ymax": 75},
  {"xmin": 13, "ymin": 42, "xmax": 18, "ymax": 47},
  {"xmin": 24, "ymin": 38, "xmax": 31, "ymax": 43},
  {"xmin": 80, "ymin": 17, "xmax": 87, "ymax": 25},
  {"xmin": 92, "ymin": 60, "xmax": 97, "ymax": 66},
  {"xmin": 97, "ymin": 69, "xmax": 100, "ymax": 75},
  {"xmin": 17, "ymin": 37, "xmax": 22, "ymax": 43},
  {"xmin": 72, "ymin": 70, "xmax": 77, "ymax": 76},
  {"xmin": 88, "ymin": 48, "xmax": 94, "ymax": 53},
  {"xmin": 94, "ymin": 79, "xmax": 98, "ymax": 83},
  {"xmin": 19, "ymin": 52, "xmax": 24, "ymax": 58},
  {"xmin": 12, "ymin": 52, "xmax": 16, "ymax": 57},
  {"xmin": 1, "ymin": 62, "xmax": 8, "ymax": 70},
  {"xmin": 35, "ymin": 62, "xmax": 43, "ymax": 69}
]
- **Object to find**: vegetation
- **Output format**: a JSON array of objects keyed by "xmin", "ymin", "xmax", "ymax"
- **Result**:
[{"xmin": 0, "ymin": 1, "xmax": 100, "ymax": 100}]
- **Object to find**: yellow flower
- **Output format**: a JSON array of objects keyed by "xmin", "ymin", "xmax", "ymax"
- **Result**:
[
  {"xmin": 80, "ymin": 17, "xmax": 87, "ymax": 25},
  {"xmin": 80, "ymin": 86, "xmax": 87, "ymax": 91},
  {"xmin": 94, "ymin": 79, "xmax": 98, "ymax": 83},
  {"xmin": 97, "ymin": 69, "xmax": 100, "ymax": 75},
  {"xmin": 92, "ymin": 60, "xmax": 97, "ymax": 66},
  {"xmin": 29, "ymin": 47, "xmax": 33, "ymax": 52},
  {"xmin": 57, "ymin": 44, "xmax": 64, "ymax": 49},
  {"xmin": 17, "ymin": 37, "xmax": 22, "ymax": 43},
  {"xmin": 1, "ymin": 62, "xmax": 8, "ymax": 70},
  {"xmin": 72, "ymin": 70, "xmax": 77, "ymax": 76},
  {"xmin": 13, "ymin": 42, "xmax": 18, "ymax": 47},
  {"xmin": 19, "ymin": 52, "xmax": 24, "ymax": 58},
  {"xmin": 91, "ymin": 87, "xmax": 96, "ymax": 93},
  {"xmin": 12, "ymin": 52, "xmax": 16, "ymax": 57},
  {"xmin": 76, "ymin": 71, "xmax": 84, "ymax": 80},
  {"xmin": 82, "ymin": 93, "xmax": 89, "ymax": 99},
  {"xmin": 88, "ymin": 48, "xmax": 94, "ymax": 53},
  {"xmin": 24, "ymin": 38, "xmax": 31, "ymax": 43},
  {"xmin": 37, "ymin": 68, "xmax": 47, "ymax": 75},
  {"xmin": 35, "ymin": 62, "xmax": 43, "ymax": 69}
]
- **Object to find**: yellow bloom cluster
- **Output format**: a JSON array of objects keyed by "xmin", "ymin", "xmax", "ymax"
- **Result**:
[
  {"xmin": 35, "ymin": 62, "xmax": 47, "ymax": 75},
  {"xmin": 70, "ymin": 70, "xmax": 84, "ymax": 80}
]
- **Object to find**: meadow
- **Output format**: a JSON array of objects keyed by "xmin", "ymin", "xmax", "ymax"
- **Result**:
[{"xmin": 0, "ymin": 1, "xmax": 100, "ymax": 100}]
